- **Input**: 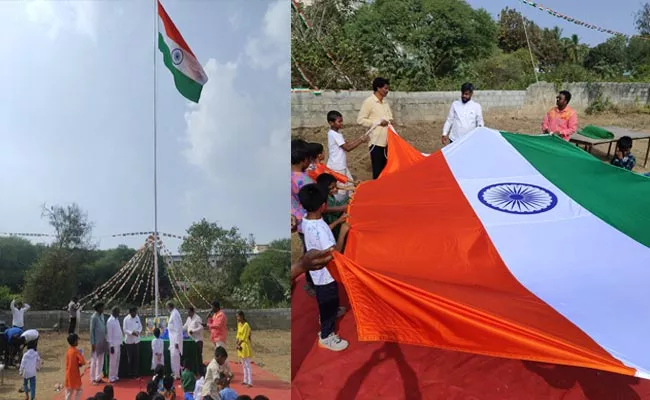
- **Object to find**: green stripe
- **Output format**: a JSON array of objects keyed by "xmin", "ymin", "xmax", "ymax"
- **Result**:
[
  {"xmin": 501, "ymin": 132, "xmax": 650, "ymax": 247},
  {"xmin": 158, "ymin": 33, "xmax": 203, "ymax": 103}
]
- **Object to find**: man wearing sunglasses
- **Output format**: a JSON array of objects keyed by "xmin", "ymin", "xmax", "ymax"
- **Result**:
[{"xmin": 542, "ymin": 90, "xmax": 578, "ymax": 141}]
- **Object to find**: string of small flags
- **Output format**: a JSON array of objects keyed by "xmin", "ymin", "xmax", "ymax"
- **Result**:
[{"xmin": 518, "ymin": 0, "xmax": 650, "ymax": 41}]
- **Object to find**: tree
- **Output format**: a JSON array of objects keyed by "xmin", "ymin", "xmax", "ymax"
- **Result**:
[
  {"xmin": 76, "ymin": 245, "xmax": 137, "ymax": 298},
  {"xmin": 342, "ymin": 0, "xmax": 498, "ymax": 90},
  {"xmin": 584, "ymin": 36, "xmax": 628, "ymax": 79},
  {"xmin": 240, "ymin": 239, "xmax": 291, "ymax": 306},
  {"xmin": 472, "ymin": 49, "xmax": 536, "ymax": 90},
  {"xmin": 497, "ymin": 7, "xmax": 538, "ymax": 54},
  {"xmin": 41, "ymin": 203, "xmax": 94, "ymax": 250},
  {"xmin": 179, "ymin": 219, "xmax": 252, "ymax": 305},
  {"xmin": 0, "ymin": 237, "xmax": 40, "ymax": 292},
  {"xmin": 23, "ymin": 203, "xmax": 95, "ymax": 308},
  {"xmin": 635, "ymin": 2, "xmax": 650, "ymax": 36}
]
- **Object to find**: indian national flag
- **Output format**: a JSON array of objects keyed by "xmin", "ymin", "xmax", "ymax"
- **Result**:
[
  {"xmin": 158, "ymin": 1, "xmax": 208, "ymax": 103},
  {"xmin": 333, "ymin": 126, "xmax": 650, "ymax": 378}
]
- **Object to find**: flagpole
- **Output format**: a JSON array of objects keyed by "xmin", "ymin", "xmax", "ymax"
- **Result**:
[{"xmin": 153, "ymin": 0, "xmax": 160, "ymax": 318}]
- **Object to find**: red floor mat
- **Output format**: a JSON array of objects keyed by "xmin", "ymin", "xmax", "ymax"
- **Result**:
[
  {"xmin": 291, "ymin": 275, "xmax": 650, "ymax": 400},
  {"xmin": 56, "ymin": 361, "xmax": 289, "ymax": 400}
]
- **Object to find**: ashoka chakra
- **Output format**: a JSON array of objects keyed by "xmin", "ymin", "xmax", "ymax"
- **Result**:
[{"xmin": 477, "ymin": 182, "xmax": 557, "ymax": 215}]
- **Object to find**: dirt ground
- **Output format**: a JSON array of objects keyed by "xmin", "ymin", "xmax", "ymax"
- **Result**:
[
  {"xmin": 0, "ymin": 330, "xmax": 289, "ymax": 400},
  {"xmin": 291, "ymin": 110, "xmax": 650, "ymax": 257}
]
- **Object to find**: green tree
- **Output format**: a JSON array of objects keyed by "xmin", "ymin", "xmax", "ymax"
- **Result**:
[
  {"xmin": 497, "ymin": 7, "xmax": 539, "ymax": 54},
  {"xmin": 23, "ymin": 204, "xmax": 95, "ymax": 308},
  {"xmin": 179, "ymin": 219, "xmax": 252, "ymax": 305},
  {"xmin": 240, "ymin": 239, "xmax": 291, "ymax": 306},
  {"xmin": 472, "ymin": 49, "xmax": 536, "ymax": 90},
  {"xmin": 343, "ymin": 0, "xmax": 497, "ymax": 90},
  {"xmin": 584, "ymin": 36, "xmax": 628, "ymax": 79},
  {"xmin": 0, "ymin": 237, "xmax": 40, "ymax": 292},
  {"xmin": 77, "ymin": 245, "xmax": 137, "ymax": 298},
  {"xmin": 635, "ymin": 2, "xmax": 650, "ymax": 36}
]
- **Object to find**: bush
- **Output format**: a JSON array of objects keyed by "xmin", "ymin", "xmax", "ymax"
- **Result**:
[{"xmin": 0, "ymin": 286, "xmax": 18, "ymax": 310}]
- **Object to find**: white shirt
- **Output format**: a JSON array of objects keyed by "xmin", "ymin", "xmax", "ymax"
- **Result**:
[
  {"xmin": 122, "ymin": 314, "xmax": 142, "ymax": 344},
  {"xmin": 20, "ymin": 329, "xmax": 39, "ymax": 343},
  {"xmin": 183, "ymin": 314, "xmax": 203, "ymax": 342},
  {"xmin": 326, "ymin": 129, "xmax": 347, "ymax": 171},
  {"xmin": 168, "ymin": 308, "xmax": 183, "ymax": 353},
  {"xmin": 19, "ymin": 349, "xmax": 41, "ymax": 379},
  {"xmin": 10, "ymin": 300, "xmax": 29, "ymax": 328},
  {"xmin": 302, "ymin": 218, "xmax": 336, "ymax": 286},
  {"xmin": 442, "ymin": 99, "xmax": 484, "ymax": 142},
  {"xmin": 151, "ymin": 337, "xmax": 164, "ymax": 355},
  {"xmin": 106, "ymin": 316, "xmax": 123, "ymax": 347},
  {"xmin": 194, "ymin": 377, "xmax": 205, "ymax": 400}
]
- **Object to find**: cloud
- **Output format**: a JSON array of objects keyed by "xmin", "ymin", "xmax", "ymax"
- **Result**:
[
  {"xmin": 244, "ymin": 0, "xmax": 290, "ymax": 72},
  {"xmin": 24, "ymin": 0, "xmax": 98, "ymax": 41}
]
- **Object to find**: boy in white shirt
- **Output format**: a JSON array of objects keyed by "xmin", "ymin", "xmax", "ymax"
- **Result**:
[
  {"xmin": 442, "ymin": 82, "xmax": 484, "ymax": 145},
  {"xmin": 298, "ymin": 183, "xmax": 352, "ymax": 352},
  {"xmin": 19, "ymin": 340, "xmax": 41, "ymax": 400},
  {"xmin": 151, "ymin": 328, "xmax": 164, "ymax": 371},
  {"xmin": 326, "ymin": 110, "xmax": 368, "ymax": 200}
]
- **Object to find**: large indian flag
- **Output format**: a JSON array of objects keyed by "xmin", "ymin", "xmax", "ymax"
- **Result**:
[
  {"xmin": 158, "ymin": 1, "xmax": 208, "ymax": 103},
  {"xmin": 333, "ymin": 126, "xmax": 650, "ymax": 378}
]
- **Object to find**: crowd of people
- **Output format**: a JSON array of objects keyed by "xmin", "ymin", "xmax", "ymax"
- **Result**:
[
  {"xmin": 290, "ymin": 77, "xmax": 644, "ymax": 359},
  {"xmin": 0, "ymin": 294, "xmax": 265, "ymax": 400}
]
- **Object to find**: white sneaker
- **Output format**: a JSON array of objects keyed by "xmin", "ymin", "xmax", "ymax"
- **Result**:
[{"xmin": 318, "ymin": 333, "xmax": 349, "ymax": 352}]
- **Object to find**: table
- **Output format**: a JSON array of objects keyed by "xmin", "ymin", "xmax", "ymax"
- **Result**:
[
  {"xmin": 103, "ymin": 338, "xmax": 201, "ymax": 378},
  {"xmin": 569, "ymin": 126, "xmax": 650, "ymax": 167}
]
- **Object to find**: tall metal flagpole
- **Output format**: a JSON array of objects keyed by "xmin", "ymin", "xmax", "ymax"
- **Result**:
[{"xmin": 153, "ymin": 0, "xmax": 160, "ymax": 318}]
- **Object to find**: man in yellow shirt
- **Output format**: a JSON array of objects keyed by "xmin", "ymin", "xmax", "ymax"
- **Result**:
[{"xmin": 357, "ymin": 77, "xmax": 394, "ymax": 179}]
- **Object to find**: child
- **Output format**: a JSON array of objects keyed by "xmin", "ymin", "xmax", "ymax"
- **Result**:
[
  {"xmin": 217, "ymin": 373, "xmax": 238, "ymax": 400},
  {"xmin": 19, "ymin": 340, "xmax": 41, "ymax": 400},
  {"xmin": 64, "ymin": 333, "xmax": 86, "ymax": 400},
  {"xmin": 235, "ymin": 311, "xmax": 253, "ymax": 387},
  {"xmin": 147, "ymin": 380, "xmax": 159, "ymax": 397},
  {"xmin": 326, "ymin": 110, "xmax": 368, "ymax": 200},
  {"xmin": 193, "ymin": 365, "xmax": 206, "ymax": 400},
  {"xmin": 611, "ymin": 136, "xmax": 636, "ymax": 171},
  {"xmin": 202, "ymin": 346, "xmax": 233, "ymax": 399},
  {"xmin": 152, "ymin": 328, "xmax": 164, "ymax": 370},
  {"xmin": 291, "ymin": 138, "xmax": 317, "ymax": 295},
  {"xmin": 298, "ymin": 183, "xmax": 351, "ymax": 351},
  {"xmin": 162, "ymin": 375, "xmax": 177, "ymax": 400},
  {"xmin": 316, "ymin": 173, "xmax": 350, "ymax": 239},
  {"xmin": 181, "ymin": 361, "xmax": 197, "ymax": 400},
  {"xmin": 103, "ymin": 384, "xmax": 115, "ymax": 400},
  {"xmin": 152, "ymin": 365, "xmax": 165, "ymax": 393}
]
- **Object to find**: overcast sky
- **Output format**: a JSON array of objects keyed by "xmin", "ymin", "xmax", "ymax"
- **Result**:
[
  {"xmin": 467, "ymin": 0, "xmax": 643, "ymax": 46},
  {"xmin": 0, "ymin": 0, "xmax": 289, "ymax": 251}
]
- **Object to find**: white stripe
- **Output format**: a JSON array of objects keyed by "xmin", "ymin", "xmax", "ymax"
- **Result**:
[
  {"xmin": 442, "ymin": 127, "xmax": 650, "ymax": 376},
  {"xmin": 158, "ymin": 18, "xmax": 207, "ymax": 85}
]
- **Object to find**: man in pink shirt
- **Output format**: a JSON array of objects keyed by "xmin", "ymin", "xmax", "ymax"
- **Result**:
[
  {"xmin": 542, "ymin": 90, "xmax": 578, "ymax": 141},
  {"xmin": 206, "ymin": 300, "xmax": 227, "ymax": 349}
]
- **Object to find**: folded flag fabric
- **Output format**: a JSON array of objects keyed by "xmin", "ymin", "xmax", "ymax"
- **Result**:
[
  {"xmin": 333, "ymin": 127, "xmax": 650, "ymax": 379},
  {"xmin": 578, "ymin": 125, "xmax": 615, "ymax": 139}
]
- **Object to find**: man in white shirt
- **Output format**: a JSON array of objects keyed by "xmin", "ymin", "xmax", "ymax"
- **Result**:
[
  {"xmin": 442, "ymin": 82, "xmax": 484, "ymax": 145},
  {"xmin": 19, "ymin": 329, "xmax": 39, "ymax": 348},
  {"xmin": 122, "ymin": 307, "xmax": 142, "ymax": 378},
  {"xmin": 167, "ymin": 302, "xmax": 183, "ymax": 379},
  {"xmin": 106, "ymin": 307, "xmax": 123, "ymax": 383},
  {"xmin": 66, "ymin": 297, "xmax": 80, "ymax": 334},
  {"xmin": 10, "ymin": 298, "xmax": 30, "ymax": 328},
  {"xmin": 183, "ymin": 306, "xmax": 204, "ymax": 365}
]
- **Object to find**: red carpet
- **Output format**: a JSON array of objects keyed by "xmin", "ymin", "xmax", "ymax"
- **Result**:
[
  {"xmin": 56, "ymin": 362, "xmax": 289, "ymax": 400},
  {"xmin": 291, "ymin": 275, "xmax": 650, "ymax": 400}
]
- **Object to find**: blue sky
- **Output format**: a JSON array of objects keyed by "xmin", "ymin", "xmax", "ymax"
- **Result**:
[
  {"xmin": 466, "ymin": 0, "xmax": 643, "ymax": 46},
  {"xmin": 0, "ymin": 0, "xmax": 289, "ymax": 251}
]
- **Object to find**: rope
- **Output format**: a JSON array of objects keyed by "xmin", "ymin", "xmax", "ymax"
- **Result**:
[
  {"xmin": 124, "ymin": 248, "xmax": 152, "ymax": 305},
  {"xmin": 159, "ymin": 242, "xmax": 212, "ymax": 307},
  {"xmin": 160, "ymin": 250, "xmax": 195, "ymax": 309}
]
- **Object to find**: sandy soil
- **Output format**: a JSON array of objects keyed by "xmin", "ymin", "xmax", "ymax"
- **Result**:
[
  {"xmin": 290, "ymin": 110, "xmax": 650, "ymax": 257},
  {"xmin": 0, "ymin": 330, "xmax": 289, "ymax": 400}
]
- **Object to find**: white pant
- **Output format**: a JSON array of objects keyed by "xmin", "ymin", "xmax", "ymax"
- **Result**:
[
  {"xmin": 241, "ymin": 357, "xmax": 252, "ymax": 385},
  {"xmin": 90, "ymin": 351, "xmax": 104, "ymax": 382},
  {"xmin": 65, "ymin": 388, "xmax": 83, "ymax": 400},
  {"xmin": 170, "ymin": 344, "xmax": 182, "ymax": 378},
  {"xmin": 330, "ymin": 167, "xmax": 353, "ymax": 202},
  {"xmin": 108, "ymin": 346, "xmax": 120, "ymax": 381}
]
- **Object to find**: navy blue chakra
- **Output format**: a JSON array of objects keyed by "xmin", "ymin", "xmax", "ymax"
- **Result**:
[
  {"xmin": 477, "ymin": 183, "xmax": 557, "ymax": 215},
  {"xmin": 171, "ymin": 48, "xmax": 184, "ymax": 65}
]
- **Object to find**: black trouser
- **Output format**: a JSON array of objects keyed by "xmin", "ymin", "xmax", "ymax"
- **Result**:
[
  {"xmin": 197, "ymin": 340, "xmax": 203, "ymax": 366},
  {"xmin": 314, "ymin": 281, "xmax": 339, "ymax": 339},
  {"xmin": 68, "ymin": 317, "xmax": 76, "ymax": 334},
  {"xmin": 125, "ymin": 343, "xmax": 139, "ymax": 377},
  {"xmin": 298, "ymin": 233, "xmax": 315, "ymax": 287},
  {"xmin": 370, "ymin": 145, "xmax": 388, "ymax": 179}
]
